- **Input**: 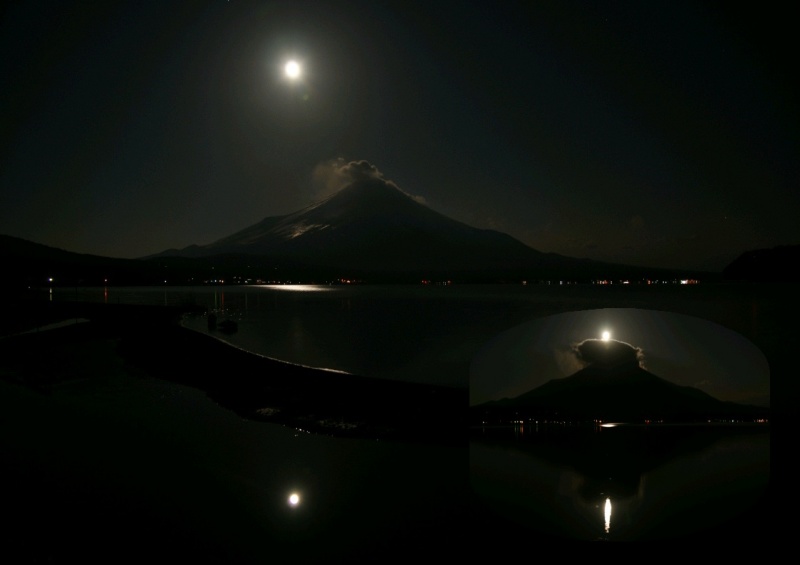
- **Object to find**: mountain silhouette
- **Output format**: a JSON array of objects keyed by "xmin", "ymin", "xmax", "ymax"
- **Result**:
[
  {"xmin": 0, "ymin": 234, "xmax": 175, "ymax": 287},
  {"xmin": 0, "ymin": 161, "xmax": 723, "ymax": 284},
  {"xmin": 151, "ymin": 165, "xmax": 703, "ymax": 282},
  {"xmin": 159, "ymin": 177, "xmax": 549, "ymax": 273},
  {"xmin": 723, "ymin": 244, "xmax": 800, "ymax": 282},
  {"xmin": 472, "ymin": 340, "xmax": 768, "ymax": 423}
]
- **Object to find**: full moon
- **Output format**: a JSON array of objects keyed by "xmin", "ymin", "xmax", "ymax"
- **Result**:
[
  {"xmin": 288, "ymin": 493, "xmax": 300, "ymax": 506},
  {"xmin": 601, "ymin": 331, "xmax": 611, "ymax": 341},
  {"xmin": 285, "ymin": 60, "xmax": 301, "ymax": 79}
]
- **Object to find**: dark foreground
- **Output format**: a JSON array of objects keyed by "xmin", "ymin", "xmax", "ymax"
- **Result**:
[
  {"xmin": 2, "ymin": 301, "xmax": 465, "ymax": 446},
  {"xmin": 0, "ymin": 302, "xmax": 467, "ymax": 563},
  {"xmin": 0, "ymin": 299, "xmax": 784, "ymax": 559}
]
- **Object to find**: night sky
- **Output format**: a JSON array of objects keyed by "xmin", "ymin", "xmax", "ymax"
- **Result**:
[{"xmin": 2, "ymin": 0, "xmax": 796, "ymax": 271}]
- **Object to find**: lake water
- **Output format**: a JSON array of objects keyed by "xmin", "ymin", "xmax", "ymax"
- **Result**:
[
  {"xmin": 36, "ymin": 281, "xmax": 788, "ymax": 547},
  {"xmin": 471, "ymin": 423, "xmax": 770, "ymax": 544},
  {"xmin": 0, "ymin": 352, "xmax": 466, "ymax": 562},
  {"xmin": 48, "ymin": 282, "xmax": 791, "ymax": 391}
]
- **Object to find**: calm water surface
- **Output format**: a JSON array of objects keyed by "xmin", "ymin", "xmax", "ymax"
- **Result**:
[
  {"xmin": 32, "ymin": 282, "xmax": 787, "ymax": 546},
  {"xmin": 471, "ymin": 423, "xmax": 770, "ymax": 542},
  {"xmin": 50, "ymin": 282, "xmax": 792, "ymax": 391},
  {"xmin": 0, "ymin": 350, "xmax": 465, "ymax": 561}
]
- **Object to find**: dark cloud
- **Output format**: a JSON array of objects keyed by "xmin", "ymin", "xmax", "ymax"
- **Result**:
[{"xmin": 572, "ymin": 338, "xmax": 645, "ymax": 370}]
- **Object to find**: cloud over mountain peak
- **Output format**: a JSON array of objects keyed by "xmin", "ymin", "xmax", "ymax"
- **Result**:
[{"xmin": 312, "ymin": 159, "xmax": 426, "ymax": 204}]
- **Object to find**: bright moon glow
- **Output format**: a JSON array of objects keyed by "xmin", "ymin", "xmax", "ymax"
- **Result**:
[
  {"xmin": 604, "ymin": 498, "xmax": 612, "ymax": 533},
  {"xmin": 601, "ymin": 331, "xmax": 610, "ymax": 341},
  {"xmin": 288, "ymin": 493, "xmax": 300, "ymax": 506},
  {"xmin": 285, "ymin": 61, "xmax": 300, "ymax": 79}
]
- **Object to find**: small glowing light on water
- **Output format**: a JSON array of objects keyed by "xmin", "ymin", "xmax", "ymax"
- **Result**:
[
  {"xmin": 266, "ymin": 284, "xmax": 334, "ymax": 293},
  {"xmin": 288, "ymin": 493, "xmax": 300, "ymax": 506},
  {"xmin": 601, "ymin": 331, "xmax": 610, "ymax": 341},
  {"xmin": 604, "ymin": 497, "xmax": 612, "ymax": 533}
]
